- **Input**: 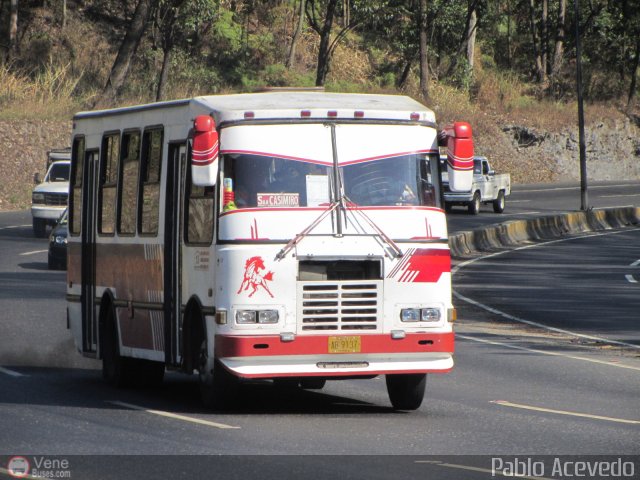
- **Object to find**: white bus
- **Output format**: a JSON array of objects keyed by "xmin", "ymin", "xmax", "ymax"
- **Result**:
[{"xmin": 66, "ymin": 91, "xmax": 473, "ymax": 410}]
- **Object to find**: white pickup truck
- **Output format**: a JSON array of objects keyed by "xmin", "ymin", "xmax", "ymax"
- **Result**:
[
  {"xmin": 442, "ymin": 156, "xmax": 511, "ymax": 214},
  {"xmin": 31, "ymin": 149, "xmax": 71, "ymax": 237}
]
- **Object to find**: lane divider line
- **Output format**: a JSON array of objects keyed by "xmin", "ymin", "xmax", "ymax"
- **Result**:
[
  {"xmin": 19, "ymin": 249, "xmax": 48, "ymax": 256},
  {"xmin": 491, "ymin": 400, "xmax": 640, "ymax": 425},
  {"xmin": 415, "ymin": 460, "xmax": 553, "ymax": 480},
  {"xmin": 453, "ymin": 228, "xmax": 640, "ymax": 351},
  {"xmin": 0, "ymin": 366, "xmax": 26, "ymax": 377},
  {"xmin": 457, "ymin": 334, "xmax": 640, "ymax": 372},
  {"xmin": 107, "ymin": 400, "xmax": 241, "ymax": 430},
  {"xmin": 0, "ymin": 224, "xmax": 31, "ymax": 231}
]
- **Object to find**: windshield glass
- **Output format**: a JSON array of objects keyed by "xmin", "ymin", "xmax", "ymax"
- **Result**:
[
  {"xmin": 223, "ymin": 153, "xmax": 440, "ymax": 210},
  {"xmin": 342, "ymin": 154, "xmax": 438, "ymax": 207},
  {"xmin": 222, "ymin": 154, "xmax": 332, "ymax": 211},
  {"xmin": 46, "ymin": 163, "xmax": 70, "ymax": 182}
]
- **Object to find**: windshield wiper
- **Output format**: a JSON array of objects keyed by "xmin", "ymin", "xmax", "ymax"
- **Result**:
[
  {"xmin": 275, "ymin": 201, "xmax": 340, "ymax": 260},
  {"xmin": 341, "ymin": 195, "xmax": 403, "ymax": 259}
]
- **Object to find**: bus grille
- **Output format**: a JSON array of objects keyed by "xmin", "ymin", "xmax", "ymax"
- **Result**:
[
  {"xmin": 45, "ymin": 192, "xmax": 68, "ymax": 206},
  {"xmin": 298, "ymin": 281, "xmax": 381, "ymax": 332}
]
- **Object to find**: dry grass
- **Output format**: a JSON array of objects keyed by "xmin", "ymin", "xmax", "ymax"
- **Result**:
[{"xmin": 0, "ymin": 63, "xmax": 89, "ymax": 120}]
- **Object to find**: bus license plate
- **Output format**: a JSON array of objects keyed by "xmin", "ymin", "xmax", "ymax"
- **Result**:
[{"xmin": 328, "ymin": 336, "xmax": 361, "ymax": 354}]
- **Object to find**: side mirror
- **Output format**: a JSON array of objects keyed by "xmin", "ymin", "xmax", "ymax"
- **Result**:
[
  {"xmin": 33, "ymin": 172, "xmax": 42, "ymax": 184},
  {"xmin": 191, "ymin": 115, "xmax": 219, "ymax": 187},
  {"xmin": 439, "ymin": 122, "xmax": 474, "ymax": 192}
]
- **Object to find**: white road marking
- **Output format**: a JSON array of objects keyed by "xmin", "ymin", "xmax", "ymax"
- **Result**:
[
  {"xmin": 516, "ymin": 184, "xmax": 639, "ymax": 193},
  {"xmin": 504, "ymin": 199, "xmax": 532, "ymax": 203},
  {"xmin": 0, "ymin": 224, "xmax": 31, "ymax": 230},
  {"xmin": 0, "ymin": 366, "xmax": 26, "ymax": 377},
  {"xmin": 491, "ymin": 400, "xmax": 640, "ymax": 425},
  {"xmin": 415, "ymin": 460, "xmax": 553, "ymax": 480},
  {"xmin": 107, "ymin": 400, "xmax": 241, "ymax": 429},
  {"xmin": 626, "ymin": 274, "xmax": 638, "ymax": 284},
  {"xmin": 502, "ymin": 211, "xmax": 542, "ymax": 216},
  {"xmin": 19, "ymin": 249, "xmax": 48, "ymax": 256},
  {"xmin": 457, "ymin": 334, "xmax": 640, "ymax": 371},
  {"xmin": 453, "ymin": 228, "xmax": 640, "ymax": 350},
  {"xmin": 600, "ymin": 194, "xmax": 640, "ymax": 198}
]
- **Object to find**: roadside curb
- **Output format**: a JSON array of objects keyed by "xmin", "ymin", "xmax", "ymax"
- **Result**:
[{"xmin": 449, "ymin": 206, "xmax": 640, "ymax": 259}]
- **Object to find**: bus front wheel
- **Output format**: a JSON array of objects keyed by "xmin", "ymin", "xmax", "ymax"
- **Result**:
[
  {"xmin": 385, "ymin": 373, "xmax": 427, "ymax": 411},
  {"xmin": 198, "ymin": 340, "xmax": 239, "ymax": 410}
]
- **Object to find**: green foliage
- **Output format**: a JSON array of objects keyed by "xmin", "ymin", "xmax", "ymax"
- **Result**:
[{"xmin": 0, "ymin": 0, "xmax": 637, "ymax": 115}]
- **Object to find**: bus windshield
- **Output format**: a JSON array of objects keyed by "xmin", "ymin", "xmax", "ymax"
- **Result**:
[{"xmin": 222, "ymin": 153, "xmax": 439, "ymax": 211}]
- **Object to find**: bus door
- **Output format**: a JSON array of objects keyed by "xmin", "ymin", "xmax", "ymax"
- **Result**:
[
  {"xmin": 81, "ymin": 150, "xmax": 99, "ymax": 353},
  {"xmin": 164, "ymin": 143, "xmax": 186, "ymax": 365}
]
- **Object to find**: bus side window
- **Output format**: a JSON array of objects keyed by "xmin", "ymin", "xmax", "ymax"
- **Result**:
[
  {"xmin": 69, "ymin": 136, "xmax": 85, "ymax": 236},
  {"xmin": 185, "ymin": 154, "xmax": 214, "ymax": 245},
  {"xmin": 118, "ymin": 130, "xmax": 141, "ymax": 235},
  {"xmin": 98, "ymin": 133, "xmax": 120, "ymax": 235},
  {"xmin": 139, "ymin": 129, "xmax": 163, "ymax": 235}
]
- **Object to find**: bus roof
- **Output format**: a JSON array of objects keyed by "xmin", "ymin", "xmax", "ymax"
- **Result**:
[
  {"xmin": 194, "ymin": 91, "xmax": 436, "ymax": 124},
  {"xmin": 74, "ymin": 91, "xmax": 436, "ymax": 125}
]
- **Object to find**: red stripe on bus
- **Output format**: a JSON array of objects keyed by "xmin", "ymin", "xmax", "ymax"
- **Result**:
[{"xmin": 215, "ymin": 332, "xmax": 454, "ymax": 358}]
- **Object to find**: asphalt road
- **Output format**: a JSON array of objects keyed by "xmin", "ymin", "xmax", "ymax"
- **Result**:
[
  {"xmin": 0, "ymin": 182, "xmax": 639, "ymax": 479},
  {"xmin": 447, "ymin": 180, "xmax": 640, "ymax": 233}
]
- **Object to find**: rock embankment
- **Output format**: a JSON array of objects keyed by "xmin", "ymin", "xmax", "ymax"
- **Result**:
[{"xmin": 0, "ymin": 120, "xmax": 71, "ymax": 211}]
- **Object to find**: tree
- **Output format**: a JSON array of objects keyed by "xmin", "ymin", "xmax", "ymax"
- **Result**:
[
  {"xmin": 418, "ymin": 0, "xmax": 429, "ymax": 99},
  {"xmin": 445, "ymin": 0, "xmax": 480, "ymax": 81},
  {"xmin": 9, "ymin": 0, "xmax": 18, "ymax": 57},
  {"xmin": 95, "ymin": 0, "xmax": 156, "ymax": 107},
  {"xmin": 153, "ymin": 0, "xmax": 217, "ymax": 101},
  {"xmin": 550, "ymin": 0, "xmax": 566, "ymax": 79},
  {"xmin": 287, "ymin": 0, "xmax": 306, "ymax": 68},
  {"xmin": 306, "ymin": 0, "xmax": 386, "ymax": 86}
]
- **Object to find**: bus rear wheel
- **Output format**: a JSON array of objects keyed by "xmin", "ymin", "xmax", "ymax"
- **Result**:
[
  {"xmin": 102, "ymin": 309, "xmax": 127, "ymax": 387},
  {"xmin": 198, "ymin": 340, "xmax": 239, "ymax": 410},
  {"xmin": 385, "ymin": 373, "xmax": 427, "ymax": 411},
  {"xmin": 102, "ymin": 309, "xmax": 164, "ymax": 388}
]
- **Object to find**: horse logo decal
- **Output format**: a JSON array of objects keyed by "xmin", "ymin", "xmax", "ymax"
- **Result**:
[{"xmin": 237, "ymin": 256, "xmax": 274, "ymax": 298}]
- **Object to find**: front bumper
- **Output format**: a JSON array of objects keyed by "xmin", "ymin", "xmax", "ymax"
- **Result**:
[
  {"xmin": 215, "ymin": 332, "xmax": 454, "ymax": 378},
  {"xmin": 443, "ymin": 193, "xmax": 474, "ymax": 203},
  {"xmin": 32, "ymin": 205, "xmax": 66, "ymax": 221}
]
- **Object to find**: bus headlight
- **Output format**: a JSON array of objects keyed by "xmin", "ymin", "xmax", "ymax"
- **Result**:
[
  {"xmin": 258, "ymin": 310, "xmax": 279, "ymax": 324},
  {"xmin": 400, "ymin": 307, "xmax": 441, "ymax": 323},
  {"xmin": 420, "ymin": 308, "xmax": 441, "ymax": 322},
  {"xmin": 400, "ymin": 308, "xmax": 421, "ymax": 322},
  {"xmin": 236, "ymin": 310, "xmax": 257, "ymax": 324},
  {"xmin": 235, "ymin": 310, "xmax": 279, "ymax": 324}
]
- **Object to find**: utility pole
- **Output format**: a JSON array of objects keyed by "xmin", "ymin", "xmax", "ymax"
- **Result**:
[{"xmin": 574, "ymin": 0, "xmax": 588, "ymax": 210}]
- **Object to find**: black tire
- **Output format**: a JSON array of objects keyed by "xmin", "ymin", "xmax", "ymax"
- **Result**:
[
  {"xmin": 468, "ymin": 192, "xmax": 481, "ymax": 215},
  {"xmin": 199, "ymin": 340, "xmax": 239, "ymax": 410},
  {"xmin": 101, "ymin": 308, "xmax": 128, "ymax": 387},
  {"xmin": 128, "ymin": 358, "xmax": 165, "ymax": 388},
  {"xmin": 300, "ymin": 378, "xmax": 326, "ymax": 390},
  {"xmin": 493, "ymin": 190, "xmax": 506, "ymax": 213},
  {"xmin": 385, "ymin": 373, "xmax": 427, "ymax": 411},
  {"xmin": 33, "ymin": 218, "xmax": 47, "ymax": 238},
  {"xmin": 101, "ymin": 308, "xmax": 164, "ymax": 388},
  {"xmin": 47, "ymin": 254, "xmax": 56, "ymax": 270}
]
